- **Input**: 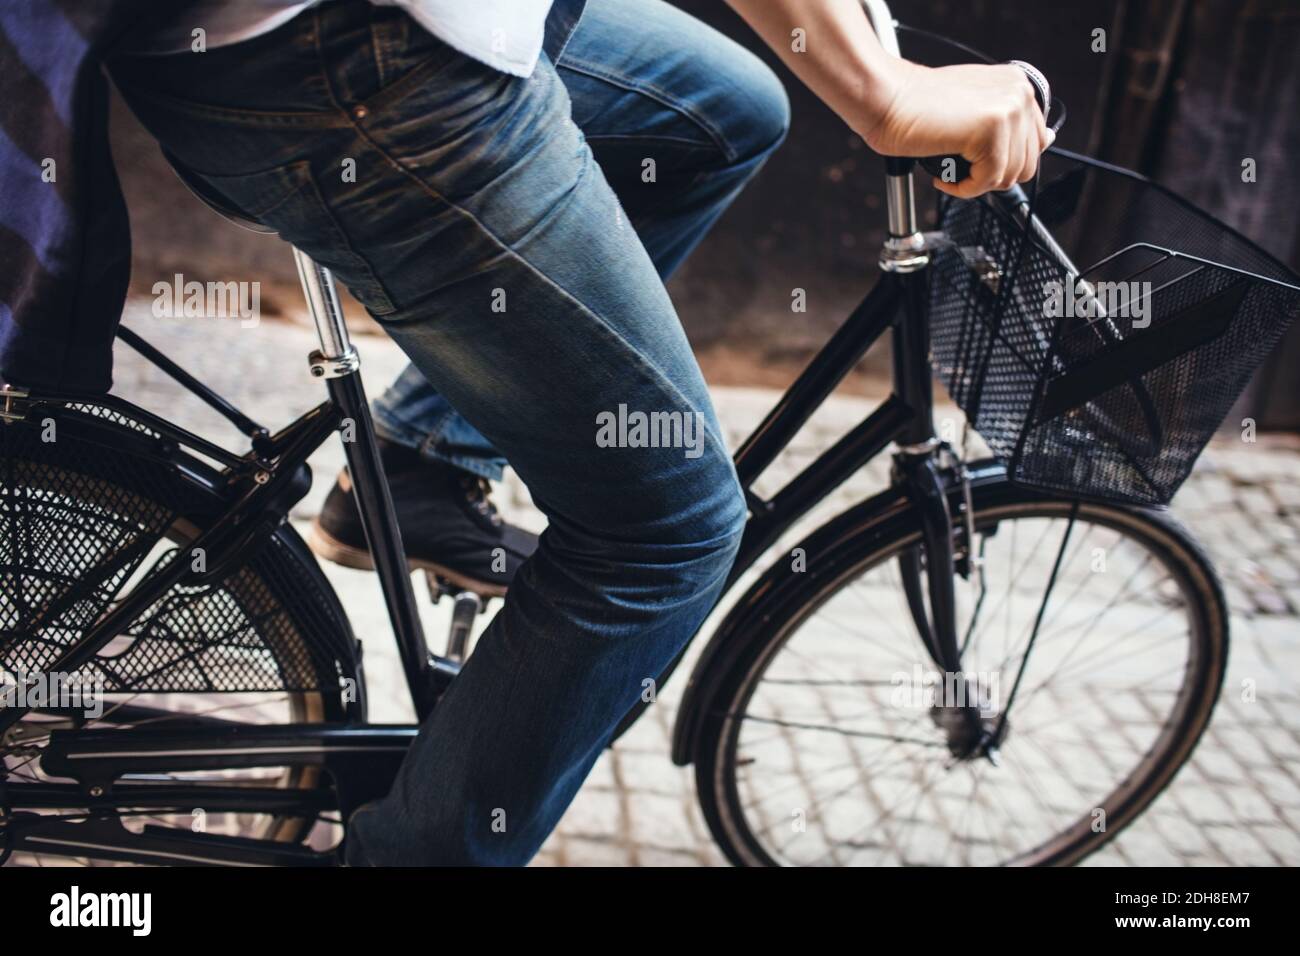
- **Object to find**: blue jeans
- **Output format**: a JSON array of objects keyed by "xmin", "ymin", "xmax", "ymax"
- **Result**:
[
  {"xmin": 370, "ymin": 1, "xmax": 787, "ymax": 480},
  {"xmin": 110, "ymin": 0, "xmax": 788, "ymax": 864}
]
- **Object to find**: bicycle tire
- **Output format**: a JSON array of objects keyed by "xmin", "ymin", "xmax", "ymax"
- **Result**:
[
  {"xmin": 1, "ymin": 403, "xmax": 358, "ymax": 862},
  {"xmin": 693, "ymin": 487, "xmax": 1227, "ymax": 867}
]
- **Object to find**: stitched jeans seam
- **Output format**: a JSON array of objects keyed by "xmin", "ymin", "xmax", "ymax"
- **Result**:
[{"xmin": 556, "ymin": 56, "xmax": 737, "ymax": 162}]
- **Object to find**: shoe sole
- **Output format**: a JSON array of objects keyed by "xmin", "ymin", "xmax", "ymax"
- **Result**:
[{"xmin": 307, "ymin": 520, "xmax": 509, "ymax": 598}]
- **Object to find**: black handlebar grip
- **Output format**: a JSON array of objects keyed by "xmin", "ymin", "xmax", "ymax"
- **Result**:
[
  {"xmin": 918, "ymin": 153, "xmax": 974, "ymax": 184},
  {"xmin": 917, "ymin": 60, "xmax": 1052, "ymax": 185}
]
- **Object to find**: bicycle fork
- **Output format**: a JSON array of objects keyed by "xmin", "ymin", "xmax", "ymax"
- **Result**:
[
  {"xmin": 894, "ymin": 446, "xmax": 999, "ymax": 760},
  {"xmin": 882, "ymin": 157, "xmax": 961, "ymax": 676},
  {"xmin": 881, "ymin": 157, "xmax": 994, "ymax": 759}
]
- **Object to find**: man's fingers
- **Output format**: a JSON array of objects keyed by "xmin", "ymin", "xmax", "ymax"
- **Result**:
[
  {"xmin": 939, "ymin": 166, "xmax": 998, "ymax": 199},
  {"xmin": 1018, "ymin": 128, "xmax": 1038, "ymax": 184},
  {"xmin": 931, "ymin": 176, "xmax": 968, "ymax": 199},
  {"xmin": 931, "ymin": 98, "xmax": 1056, "ymax": 199},
  {"xmin": 1022, "ymin": 123, "xmax": 1055, "ymax": 182},
  {"xmin": 995, "ymin": 120, "xmax": 1023, "ymax": 190},
  {"xmin": 968, "ymin": 122, "xmax": 1012, "ymax": 196}
]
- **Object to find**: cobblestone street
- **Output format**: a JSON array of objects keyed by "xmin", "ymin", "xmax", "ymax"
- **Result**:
[{"xmin": 112, "ymin": 306, "xmax": 1300, "ymax": 866}]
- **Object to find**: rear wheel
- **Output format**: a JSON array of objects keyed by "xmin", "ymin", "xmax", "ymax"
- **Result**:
[
  {"xmin": 1, "ymin": 403, "xmax": 356, "ymax": 865},
  {"xmin": 694, "ymin": 492, "xmax": 1227, "ymax": 866}
]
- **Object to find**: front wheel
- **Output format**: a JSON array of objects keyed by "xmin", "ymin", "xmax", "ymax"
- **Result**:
[{"xmin": 694, "ymin": 491, "xmax": 1227, "ymax": 866}]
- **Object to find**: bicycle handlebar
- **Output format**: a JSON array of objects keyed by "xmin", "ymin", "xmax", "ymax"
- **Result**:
[{"xmin": 859, "ymin": 0, "xmax": 1061, "ymax": 186}]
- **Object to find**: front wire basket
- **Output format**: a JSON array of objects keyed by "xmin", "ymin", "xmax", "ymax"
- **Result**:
[{"xmin": 928, "ymin": 148, "xmax": 1300, "ymax": 505}]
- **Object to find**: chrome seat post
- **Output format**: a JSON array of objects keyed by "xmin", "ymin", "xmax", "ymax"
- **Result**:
[{"xmin": 293, "ymin": 248, "xmax": 360, "ymax": 379}]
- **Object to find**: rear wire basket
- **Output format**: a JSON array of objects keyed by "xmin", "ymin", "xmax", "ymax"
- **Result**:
[
  {"xmin": 928, "ymin": 149, "xmax": 1300, "ymax": 506},
  {"xmin": 0, "ymin": 401, "xmax": 351, "ymax": 695}
]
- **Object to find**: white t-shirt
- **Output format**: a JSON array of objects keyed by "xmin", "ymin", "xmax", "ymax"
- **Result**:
[{"xmin": 136, "ymin": 0, "xmax": 555, "ymax": 77}]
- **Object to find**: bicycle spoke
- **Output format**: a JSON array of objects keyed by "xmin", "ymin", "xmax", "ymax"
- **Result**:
[{"xmin": 710, "ymin": 504, "xmax": 1217, "ymax": 867}]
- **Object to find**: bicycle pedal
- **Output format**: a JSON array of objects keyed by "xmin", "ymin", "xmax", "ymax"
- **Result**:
[
  {"xmin": 424, "ymin": 571, "xmax": 473, "ymax": 604},
  {"xmin": 423, "ymin": 571, "xmax": 451, "ymax": 602},
  {"xmin": 422, "ymin": 571, "xmax": 493, "ymax": 609}
]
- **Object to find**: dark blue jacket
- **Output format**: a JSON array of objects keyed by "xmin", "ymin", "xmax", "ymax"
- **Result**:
[{"xmin": 0, "ymin": 1, "xmax": 157, "ymax": 393}]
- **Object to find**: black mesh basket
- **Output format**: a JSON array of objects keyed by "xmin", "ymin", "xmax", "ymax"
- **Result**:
[
  {"xmin": 928, "ymin": 149, "xmax": 1300, "ymax": 506},
  {"xmin": 0, "ymin": 400, "xmax": 354, "ymax": 695}
]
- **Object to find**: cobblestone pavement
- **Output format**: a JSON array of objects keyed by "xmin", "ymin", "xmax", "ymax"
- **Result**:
[{"xmin": 110, "ymin": 306, "xmax": 1300, "ymax": 866}]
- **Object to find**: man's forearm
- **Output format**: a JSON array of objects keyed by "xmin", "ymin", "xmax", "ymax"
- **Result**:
[
  {"xmin": 722, "ymin": 0, "xmax": 1051, "ymax": 197},
  {"xmin": 723, "ymin": 0, "xmax": 899, "ymax": 141}
]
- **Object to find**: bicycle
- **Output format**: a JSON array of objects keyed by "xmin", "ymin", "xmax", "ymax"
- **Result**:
[{"xmin": 2, "ymin": 2, "xmax": 1298, "ymax": 867}]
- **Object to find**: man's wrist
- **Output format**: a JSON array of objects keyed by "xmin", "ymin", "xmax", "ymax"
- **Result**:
[{"xmin": 847, "ymin": 56, "xmax": 910, "ymax": 146}]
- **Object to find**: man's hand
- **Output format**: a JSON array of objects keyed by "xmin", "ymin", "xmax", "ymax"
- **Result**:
[
  {"xmin": 724, "ymin": 0, "xmax": 1053, "ymax": 198},
  {"xmin": 862, "ymin": 60, "xmax": 1053, "ymax": 198}
]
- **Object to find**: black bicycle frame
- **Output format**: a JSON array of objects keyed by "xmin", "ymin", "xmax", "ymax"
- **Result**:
[
  {"xmin": 0, "ymin": 143, "xmax": 955, "ymax": 724},
  {"xmin": 1, "ymin": 144, "xmax": 977, "ymax": 866},
  {"xmin": 4, "ymin": 0, "xmax": 1121, "ymax": 864},
  {"xmin": 729, "ymin": 269, "xmax": 937, "ymax": 583},
  {"xmin": 605, "ymin": 155, "xmax": 970, "ymax": 740}
]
